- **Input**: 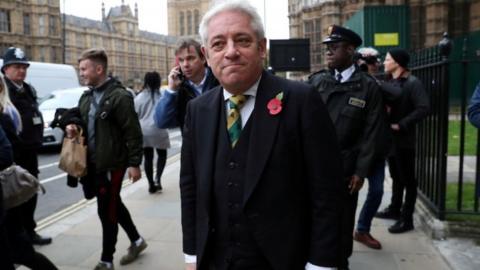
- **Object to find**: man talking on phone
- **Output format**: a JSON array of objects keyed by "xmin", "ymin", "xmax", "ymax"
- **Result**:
[{"xmin": 154, "ymin": 38, "xmax": 218, "ymax": 132}]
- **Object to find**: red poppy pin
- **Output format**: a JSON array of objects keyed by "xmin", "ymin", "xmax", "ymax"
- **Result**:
[{"xmin": 267, "ymin": 92, "xmax": 283, "ymax": 115}]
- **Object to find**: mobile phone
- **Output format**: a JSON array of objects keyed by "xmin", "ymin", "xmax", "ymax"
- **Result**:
[
  {"xmin": 175, "ymin": 57, "xmax": 185, "ymax": 82},
  {"xmin": 178, "ymin": 68, "xmax": 185, "ymax": 81}
]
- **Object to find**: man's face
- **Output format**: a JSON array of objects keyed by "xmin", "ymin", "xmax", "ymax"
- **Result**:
[
  {"xmin": 325, "ymin": 41, "xmax": 353, "ymax": 70},
  {"xmin": 3, "ymin": 64, "xmax": 29, "ymax": 83},
  {"xmin": 383, "ymin": 53, "xmax": 399, "ymax": 75},
  {"xmin": 176, "ymin": 46, "xmax": 206, "ymax": 81},
  {"xmin": 79, "ymin": 59, "xmax": 102, "ymax": 86},
  {"xmin": 202, "ymin": 10, "xmax": 266, "ymax": 94}
]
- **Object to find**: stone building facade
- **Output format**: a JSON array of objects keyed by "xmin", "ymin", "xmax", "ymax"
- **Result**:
[
  {"xmin": 0, "ymin": 0, "xmax": 62, "ymax": 63},
  {"xmin": 64, "ymin": 2, "xmax": 177, "ymax": 88},
  {"xmin": 0, "ymin": 0, "xmax": 177, "ymax": 89},
  {"xmin": 167, "ymin": 0, "xmax": 211, "ymax": 37},
  {"xmin": 288, "ymin": 0, "xmax": 480, "ymax": 73}
]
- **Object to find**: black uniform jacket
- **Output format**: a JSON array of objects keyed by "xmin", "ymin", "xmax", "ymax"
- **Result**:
[
  {"xmin": 308, "ymin": 67, "xmax": 386, "ymax": 178},
  {"xmin": 180, "ymin": 71, "xmax": 344, "ymax": 269}
]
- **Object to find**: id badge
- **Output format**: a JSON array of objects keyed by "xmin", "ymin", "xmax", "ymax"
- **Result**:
[{"xmin": 33, "ymin": 116, "xmax": 42, "ymax": 125}]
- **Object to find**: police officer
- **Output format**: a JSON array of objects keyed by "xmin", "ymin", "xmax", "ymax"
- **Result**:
[
  {"xmin": 1, "ymin": 47, "xmax": 52, "ymax": 245},
  {"xmin": 308, "ymin": 25, "xmax": 386, "ymax": 270}
]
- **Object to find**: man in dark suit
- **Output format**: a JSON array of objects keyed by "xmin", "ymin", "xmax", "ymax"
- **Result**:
[{"xmin": 180, "ymin": 1, "xmax": 344, "ymax": 270}]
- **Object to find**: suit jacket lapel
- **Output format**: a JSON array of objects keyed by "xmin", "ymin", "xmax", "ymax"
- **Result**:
[
  {"xmin": 196, "ymin": 87, "xmax": 222, "ymax": 216},
  {"xmin": 243, "ymin": 71, "xmax": 282, "ymax": 205}
]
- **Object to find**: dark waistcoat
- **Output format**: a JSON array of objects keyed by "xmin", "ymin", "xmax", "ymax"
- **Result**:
[{"xmin": 208, "ymin": 102, "xmax": 270, "ymax": 270}]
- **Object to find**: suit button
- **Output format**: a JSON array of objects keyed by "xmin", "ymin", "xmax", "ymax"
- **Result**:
[
  {"xmin": 236, "ymin": 242, "xmax": 241, "ymax": 246},
  {"xmin": 228, "ymin": 162, "xmax": 237, "ymax": 169},
  {"xmin": 227, "ymin": 182, "xmax": 233, "ymax": 187},
  {"xmin": 211, "ymin": 227, "xmax": 216, "ymax": 233}
]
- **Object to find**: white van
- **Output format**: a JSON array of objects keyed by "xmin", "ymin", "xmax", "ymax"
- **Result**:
[{"xmin": 0, "ymin": 59, "xmax": 80, "ymax": 100}]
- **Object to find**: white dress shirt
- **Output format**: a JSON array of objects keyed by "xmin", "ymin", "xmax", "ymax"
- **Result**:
[{"xmin": 334, "ymin": 64, "xmax": 356, "ymax": 83}]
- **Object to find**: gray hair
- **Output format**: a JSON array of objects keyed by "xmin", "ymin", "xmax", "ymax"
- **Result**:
[{"xmin": 199, "ymin": 0, "xmax": 265, "ymax": 46}]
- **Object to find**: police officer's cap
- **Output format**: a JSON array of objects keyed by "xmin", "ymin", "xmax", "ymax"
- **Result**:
[
  {"xmin": 322, "ymin": 25, "xmax": 362, "ymax": 48},
  {"xmin": 1, "ymin": 47, "xmax": 30, "ymax": 73}
]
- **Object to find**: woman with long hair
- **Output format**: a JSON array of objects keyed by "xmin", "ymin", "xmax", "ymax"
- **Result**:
[
  {"xmin": 0, "ymin": 75, "xmax": 22, "ymax": 140},
  {"xmin": 134, "ymin": 71, "xmax": 170, "ymax": 193},
  {"xmin": 0, "ymin": 75, "xmax": 58, "ymax": 269}
]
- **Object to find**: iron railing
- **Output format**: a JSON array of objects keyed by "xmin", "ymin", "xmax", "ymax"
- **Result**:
[{"xmin": 413, "ymin": 33, "xmax": 480, "ymax": 220}]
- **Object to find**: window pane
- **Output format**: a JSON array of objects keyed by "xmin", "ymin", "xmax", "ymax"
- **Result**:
[
  {"xmin": 0, "ymin": 10, "xmax": 10, "ymax": 32},
  {"xmin": 187, "ymin": 11, "xmax": 192, "ymax": 35},
  {"xmin": 39, "ymin": 15, "xmax": 46, "ymax": 35},
  {"xmin": 24, "ymin": 14, "xmax": 30, "ymax": 34},
  {"xmin": 180, "ymin": 12, "xmax": 185, "ymax": 36}
]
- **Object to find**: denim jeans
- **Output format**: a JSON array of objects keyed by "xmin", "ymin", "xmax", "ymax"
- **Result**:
[{"xmin": 356, "ymin": 161, "xmax": 385, "ymax": 233}]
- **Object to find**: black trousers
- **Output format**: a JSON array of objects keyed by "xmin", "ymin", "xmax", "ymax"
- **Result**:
[
  {"xmin": 14, "ymin": 148, "xmax": 39, "ymax": 235},
  {"xmin": 143, "ymin": 147, "xmax": 167, "ymax": 187},
  {"xmin": 0, "ymin": 222, "xmax": 15, "ymax": 270},
  {"xmin": 339, "ymin": 183, "xmax": 359, "ymax": 268},
  {"xmin": 388, "ymin": 148, "xmax": 417, "ymax": 223},
  {"xmin": 94, "ymin": 167, "xmax": 140, "ymax": 262},
  {"xmin": 5, "ymin": 207, "xmax": 57, "ymax": 270}
]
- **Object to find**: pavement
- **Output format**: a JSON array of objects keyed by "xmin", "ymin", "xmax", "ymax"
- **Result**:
[{"xmin": 19, "ymin": 153, "xmax": 477, "ymax": 270}]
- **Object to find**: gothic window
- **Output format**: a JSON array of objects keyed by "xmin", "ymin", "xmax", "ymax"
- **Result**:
[
  {"xmin": 187, "ymin": 10, "xmax": 192, "ymax": 35},
  {"xmin": 180, "ymin": 11, "xmax": 185, "ymax": 36},
  {"xmin": 49, "ymin": 15, "xmax": 57, "ymax": 35},
  {"xmin": 0, "ymin": 10, "xmax": 10, "ymax": 32},
  {"xmin": 194, "ymin": 10, "xmax": 200, "ymax": 34},
  {"xmin": 116, "ymin": 39, "xmax": 124, "ymax": 51},
  {"xmin": 39, "ymin": 47, "xmax": 46, "ymax": 62},
  {"xmin": 51, "ymin": 47, "xmax": 57, "ymax": 62},
  {"xmin": 76, "ymin": 33, "xmax": 84, "ymax": 48},
  {"xmin": 91, "ymin": 36, "xmax": 98, "ymax": 48},
  {"xmin": 24, "ymin": 13, "xmax": 30, "ymax": 35},
  {"xmin": 38, "ymin": 15, "xmax": 46, "ymax": 35}
]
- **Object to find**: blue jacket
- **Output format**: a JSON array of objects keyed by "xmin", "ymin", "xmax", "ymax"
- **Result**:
[
  {"xmin": 468, "ymin": 82, "xmax": 480, "ymax": 128},
  {"xmin": 154, "ymin": 68, "xmax": 218, "ymax": 131}
]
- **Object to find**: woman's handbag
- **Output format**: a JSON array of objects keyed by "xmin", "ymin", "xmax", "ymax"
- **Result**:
[
  {"xmin": 58, "ymin": 128, "xmax": 87, "ymax": 178},
  {"xmin": 0, "ymin": 164, "xmax": 44, "ymax": 210}
]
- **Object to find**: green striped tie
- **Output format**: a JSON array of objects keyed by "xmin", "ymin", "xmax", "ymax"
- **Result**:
[{"xmin": 227, "ymin": 95, "xmax": 247, "ymax": 147}]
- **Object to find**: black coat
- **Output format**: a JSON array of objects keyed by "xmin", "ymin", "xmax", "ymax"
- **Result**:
[
  {"xmin": 308, "ymin": 68, "xmax": 386, "ymax": 178},
  {"xmin": 180, "ymin": 71, "xmax": 344, "ymax": 269},
  {"xmin": 387, "ymin": 73, "xmax": 430, "ymax": 149}
]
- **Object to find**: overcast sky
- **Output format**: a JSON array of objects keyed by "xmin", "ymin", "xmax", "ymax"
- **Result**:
[{"xmin": 60, "ymin": 0, "xmax": 289, "ymax": 39}]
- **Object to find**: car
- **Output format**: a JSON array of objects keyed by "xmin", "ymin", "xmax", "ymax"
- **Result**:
[{"xmin": 39, "ymin": 87, "xmax": 88, "ymax": 147}]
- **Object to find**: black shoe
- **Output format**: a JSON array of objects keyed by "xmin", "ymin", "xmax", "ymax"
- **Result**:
[
  {"xmin": 388, "ymin": 220, "xmax": 414, "ymax": 234},
  {"xmin": 30, "ymin": 232, "xmax": 52, "ymax": 245},
  {"xmin": 156, "ymin": 184, "xmax": 163, "ymax": 192},
  {"xmin": 148, "ymin": 185, "xmax": 157, "ymax": 194},
  {"xmin": 375, "ymin": 207, "xmax": 401, "ymax": 220}
]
